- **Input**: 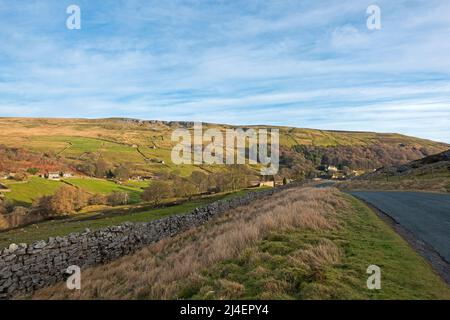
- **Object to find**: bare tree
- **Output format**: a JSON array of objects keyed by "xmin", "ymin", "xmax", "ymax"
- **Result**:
[
  {"xmin": 107, "ymin": 192, "xmax": 129, "ymax": 206},
  {"xmin": 190, "ymin": 171, "xmax": 208, "ymax": 193},
  {"xmin": 141, "ymin": 181, "xmax": 173, "ymax": 205}
]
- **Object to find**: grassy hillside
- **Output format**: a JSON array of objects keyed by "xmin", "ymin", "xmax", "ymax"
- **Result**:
[
  {"xmin": 0, "ymin": 117, "xmax": 447, "ymax": 179},
  {"xmin": 339, "ymin": 149, "xmax": 450, "ymax": 193},
  {"xmin": 31, "ymin": 187, "xmax": 450, "ymax": 300}
]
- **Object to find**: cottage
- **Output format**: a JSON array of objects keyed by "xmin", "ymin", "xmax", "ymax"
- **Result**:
[
  {"xmin": 47, "ymin": 172, "xmax": 61, "ymax": 180},
  {"xmin": 62, "ymin": 172, "xmax": 73, "ymax": 178}
]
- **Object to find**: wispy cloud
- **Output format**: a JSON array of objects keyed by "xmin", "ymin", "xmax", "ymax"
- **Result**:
[{"xmin": 0, "ymin": 0, "xmax": 449, "ymax": 142}]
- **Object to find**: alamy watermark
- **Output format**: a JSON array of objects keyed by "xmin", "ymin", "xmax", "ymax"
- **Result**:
[
  {"xmin": 66, "ymin": 265, "xmax": 81, "ymax": 290},
  {"xmin": 367, "ymin": 5, "xmax": 381, "ymax": 30},
  {"xmin": 367, "ymin": 265, "xmax": 381, "ymax": 290},
  {"xmin": 171, "ymin": 123, "xmax": 279, "ymax": 175},
  {"xmin": 66, "ymin": 5, "xmax": 81, "ymax": 30}
]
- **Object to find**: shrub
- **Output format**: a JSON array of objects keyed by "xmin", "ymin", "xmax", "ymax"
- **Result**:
[
  {"xmin": 141, "ymin": 181, "xmax": 173, "ymax": 205},
  {"xmin": 0, "ymin": 198, "xmax": 15, "ymax": 214},
  {"xmin": 0, "ymin": 202, "xmax": 6, "ymax": 215},
  {"xmin": 172, "ymin": 179, "xmax": 197, "ymax": 199},
  {"xmin": 13, "ymin": 172, "xmax": 28, "ymax": 181},
  {"xmin": 11, "ymin": 206, "xmax": 30, "ymax": 217},
  {"xmin": 190, "ymin": 171, "xmax": 208, "ymax": 193},
  {"xmin": 33, "ymin": 186, "xmax": 89, "ymax": 216},
  {"xmin": 26, "ymin": 168, "xmax": 39, "ymax": 175},
  {"xmin": 113, "ymin": 165, "xmax": 131, "ymax": 181},
  {"xmin": 89, "ymin": 193, "xmax": 108, "ymax": 205},
  {"xmin": 107, "ymin": 192, "xmax": 129, "ymax": 206}
]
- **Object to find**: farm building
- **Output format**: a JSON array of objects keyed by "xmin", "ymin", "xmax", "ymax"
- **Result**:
[{"xmin": 46, "ymin": 172, "xmax": 61, "ymax": 180}]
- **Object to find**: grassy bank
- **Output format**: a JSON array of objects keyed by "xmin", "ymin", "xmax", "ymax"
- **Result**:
[{"xmin": 32, "ymin": 187, "xmax": 450, "ymax": 300}]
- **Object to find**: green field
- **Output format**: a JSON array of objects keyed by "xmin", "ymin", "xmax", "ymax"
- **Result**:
[
  {"xmin": 64, "ymin": 178, "xmax": 148, "ymax": 203},
  {"xmin": 1, "ymin": 177, "xmax": 63, "ymax": 206},
  {"xmin": 1, "ymin": 177, "xmax": 150, "ymax": 206}
]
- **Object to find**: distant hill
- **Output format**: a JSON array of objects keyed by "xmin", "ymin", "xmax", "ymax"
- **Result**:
[{"xmin": 0, "ymin": 117, "xmax": 448, "ymax": 180}]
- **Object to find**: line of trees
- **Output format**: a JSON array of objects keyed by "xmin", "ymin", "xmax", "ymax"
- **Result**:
[
  {"xmin": 31, "ymin": 186, "xmax": 130, "ymax": 216},
  {"xmin": 141, "ymin": 165, "xmax": 254, "ymax": 205},
  {"xmin": 76, "ymin": 156, "xmax": 132, "ymax": 180}
]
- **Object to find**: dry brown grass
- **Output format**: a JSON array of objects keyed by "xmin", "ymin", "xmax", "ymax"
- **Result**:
[
  {"xmin": 31, "ymin": 187, "xmax": 347, "ymax": 300},
  {"xmin": 289, "ymin": 239, "xmax": 341, "ymax": 270}
]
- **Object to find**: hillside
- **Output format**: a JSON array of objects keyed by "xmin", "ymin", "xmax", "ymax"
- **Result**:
[
  {"xmin": 0, "ymin": 117, "xmax": 447, "ymax": 181},
  {"xmin": 338, "ymin": 149, "xmax": 450, "ymax": 193},
  {"xmin": 365, "ymin": 149, "xmax": 450, "ymax": 178},
  {"xmin": 0, "ymin": 144, "xmax": 68, "ymax": 175}
]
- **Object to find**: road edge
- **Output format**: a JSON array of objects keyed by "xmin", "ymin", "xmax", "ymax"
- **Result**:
[{"xmin": 349, "ymin": 194, "xmax": 450, "ymax": 286}]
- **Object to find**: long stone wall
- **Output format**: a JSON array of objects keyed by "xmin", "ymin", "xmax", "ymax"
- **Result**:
[{"xmin": 0, "ymin": 184, "xmax": 298, "ymax": 299}]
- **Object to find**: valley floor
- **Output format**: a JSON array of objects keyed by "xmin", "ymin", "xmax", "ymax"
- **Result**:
[{"xmin": 30, "ymin": 187, "xmax": 450, "ymax": 300}]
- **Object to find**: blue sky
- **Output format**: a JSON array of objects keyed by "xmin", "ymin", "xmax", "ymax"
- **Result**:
[{"xmin": 0, "ymin": 0, "xmax": 449, "ymax": 142}]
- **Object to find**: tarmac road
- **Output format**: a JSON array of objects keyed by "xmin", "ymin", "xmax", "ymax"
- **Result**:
[{"xmin": 349, "ymin": 191, "xmax": 450, "ymax": 263}]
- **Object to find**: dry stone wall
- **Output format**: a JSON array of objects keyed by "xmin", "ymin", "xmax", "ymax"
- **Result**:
[{"xmin": 0, "ymin": 184, "xmax": 299, "ymax": 299}]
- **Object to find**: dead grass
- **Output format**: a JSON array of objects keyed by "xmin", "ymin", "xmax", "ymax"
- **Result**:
[
  {"xmin": 290, "ymin": 239, "xmax": 341, "ymax": 270},
  {"xmin": 31, "ymin": 187, "xmax": 346, "ymax": 299}
]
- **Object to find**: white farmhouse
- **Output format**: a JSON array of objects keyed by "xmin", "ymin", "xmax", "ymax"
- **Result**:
[{"xmin": 47, "ymin": 172, "xmax": 61, "ymax": 180}]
